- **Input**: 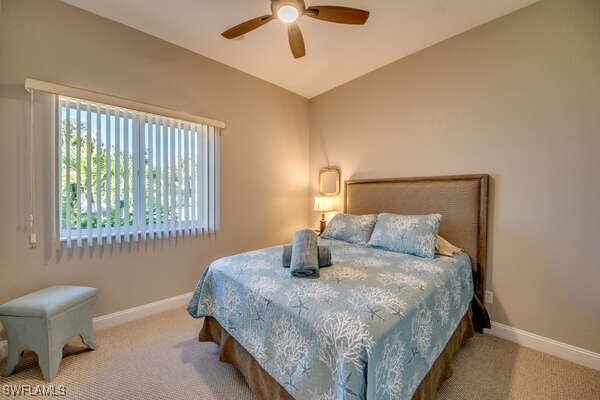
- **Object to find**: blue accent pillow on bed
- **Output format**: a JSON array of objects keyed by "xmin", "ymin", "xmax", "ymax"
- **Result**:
[
  {"xmin": 321, "ymin": 213, "xmax": 377, "ymax": 245},
  {"xmin": 368, "ymin": 213, "xmax": 442, "ymax": 258}
]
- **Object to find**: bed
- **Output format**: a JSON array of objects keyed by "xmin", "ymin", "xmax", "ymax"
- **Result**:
[{"xmin": 187, "ymin": 174, "xmax": 491, "ymax": 400}]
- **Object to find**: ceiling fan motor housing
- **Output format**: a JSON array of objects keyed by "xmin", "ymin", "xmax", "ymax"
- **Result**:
[{"xmin": 271, "ymin": 0, "xmax": 306, "ymax": 17}]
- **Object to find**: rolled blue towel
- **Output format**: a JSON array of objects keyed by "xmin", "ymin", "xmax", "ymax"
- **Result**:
[
  {"xmin": 317, "ymin": 246, "xmax": 332, "ymax": 268},
  {"xmin": 290, "ymin": 229, "xmax": 319, "ymax": 278},
  {"xmin": 282, "ymin": 245, "xmax": 332, "ymax": 268}
]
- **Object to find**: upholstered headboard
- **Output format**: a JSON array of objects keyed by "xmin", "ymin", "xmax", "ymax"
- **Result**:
[{"xmin": 344, "ymin": 174, "xmax": 490, "ymax": 331}]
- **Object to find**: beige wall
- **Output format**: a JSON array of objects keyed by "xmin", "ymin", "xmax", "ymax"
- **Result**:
[
  {"xmin": 0, "ymin": 0, "xmax": 309, "ymax": 316},
  {"xmin": 1, "ymin": 0, "xmax": 598, "ymax": 354},
  {"xmin": 309, "ymin": 0, "xmax": 600, "ymax": 352}
]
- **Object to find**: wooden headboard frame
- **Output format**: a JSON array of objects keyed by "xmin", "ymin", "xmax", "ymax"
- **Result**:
[{"xmin": 344, "ymin": 174, "xmax": 491, "ymax": 331}]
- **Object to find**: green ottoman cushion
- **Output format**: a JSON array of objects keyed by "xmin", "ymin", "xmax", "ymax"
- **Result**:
[
  {"xmin": 0, "ymin": 285, "xmax": 98, "ymax": 381},
  {"xmin": 0, "ymin": 286, "xmax": 98, "ymax": 318}
]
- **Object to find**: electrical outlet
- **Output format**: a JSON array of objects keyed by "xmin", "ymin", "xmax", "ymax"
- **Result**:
[
  {"xmin": 29, "ymin": 233, "xmax": 37, "ymax": 248},
  {"xmin": 485, "ymin": 290, "xmax": 494, "ymax": 304}
]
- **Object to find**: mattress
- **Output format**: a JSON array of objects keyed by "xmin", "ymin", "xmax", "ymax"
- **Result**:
[{"xmin": 187, "ymin": 238, "xmax": 474, "ymax": 399}]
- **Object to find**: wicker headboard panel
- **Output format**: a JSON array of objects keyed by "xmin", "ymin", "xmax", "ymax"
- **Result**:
[{"xmin": 344, "ymin": 175, "xmax": 489, "ymax": 315}]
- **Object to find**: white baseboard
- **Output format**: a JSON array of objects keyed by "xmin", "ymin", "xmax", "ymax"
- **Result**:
[
  {"xmin": 487, "ymin": 321, "xmax": 600, "ymax": 370},
  {"xmin": 93, "ymin": 292, "xmax": 193, "ymax": 331},
  {"xmin": 92, "ymin": 297, "xmax": 599, "ymax": 371}
]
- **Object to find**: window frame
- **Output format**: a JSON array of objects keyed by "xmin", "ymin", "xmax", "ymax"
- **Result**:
[{"xmin": 56, "ymin": 95, "xmax": 221, "ymax": 246}]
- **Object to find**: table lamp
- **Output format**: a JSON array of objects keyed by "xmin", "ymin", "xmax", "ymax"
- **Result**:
[{"xmin": 314, "ymin": 196, "xmax": 336, "ymax": 233}]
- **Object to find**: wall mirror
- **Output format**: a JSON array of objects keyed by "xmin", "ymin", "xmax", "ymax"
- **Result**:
[{"xmin": 319, "ymin": 167, "xmax": 341, "ymax": 196}]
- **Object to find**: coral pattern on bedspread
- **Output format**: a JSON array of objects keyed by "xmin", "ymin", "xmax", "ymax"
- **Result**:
[{"xmin": 188, "ymin": 238, "xmax": 473, "ymax": 400}]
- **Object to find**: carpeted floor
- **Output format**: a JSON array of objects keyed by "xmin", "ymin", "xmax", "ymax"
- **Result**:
[{"xmin": 1, "ymin": 309, "xmax": 598, "ymax": 399}]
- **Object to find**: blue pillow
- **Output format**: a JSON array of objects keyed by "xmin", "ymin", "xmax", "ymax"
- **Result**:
[
  {"xmin": 368, "ymin": 213, "xmax": 442, "ymax": 258},
  {"xmin": 321, "ymin": 214, "xmax": 377, "ymax": 245}
]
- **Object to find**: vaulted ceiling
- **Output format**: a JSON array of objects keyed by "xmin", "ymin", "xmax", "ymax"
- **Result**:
[{"xmin": 61, "ymin": 0, "xmax": 539, "ymax": 98}]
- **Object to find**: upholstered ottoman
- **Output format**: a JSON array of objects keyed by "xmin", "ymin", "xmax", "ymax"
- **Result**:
[{"xmin": 0, "ymin": 285, "xmax": 98, "ymax": 381}]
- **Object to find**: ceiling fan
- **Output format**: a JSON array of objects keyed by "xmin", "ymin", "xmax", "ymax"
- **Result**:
[{"xmin": 221, "ymin": 0, "xmax": 370, "ymax": 59}]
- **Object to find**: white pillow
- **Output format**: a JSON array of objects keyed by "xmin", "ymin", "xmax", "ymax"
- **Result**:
[{"xmin": 435, "ymin": 235, "xmax": 462, "ymax": 256}]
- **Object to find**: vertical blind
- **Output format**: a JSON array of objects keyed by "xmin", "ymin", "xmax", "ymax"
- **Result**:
[{"xmin": 58, "ymin": 95, "xmax": 220, "ymax": 247}]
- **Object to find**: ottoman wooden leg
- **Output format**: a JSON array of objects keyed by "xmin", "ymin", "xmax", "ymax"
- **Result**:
[
  {"xmin": 36, "ymin": 345, "xmax": 63, "ymax": 382},
  {"xmin": 80, "ymin": 324, "xmax": 98, "ymax": 350},
  {"xmin": 2, "ymin": 346, "xmax": 23, "ymax": 377}
]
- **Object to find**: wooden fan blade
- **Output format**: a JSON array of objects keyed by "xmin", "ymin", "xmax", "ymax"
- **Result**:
[
  {"xmin": 287, "ymin": 22, "xmax": 306, "ymax": 59},
  {"xmin": 221, "ymin": 15, "xmax": 274, "ymax": 39},
  {"xmin": 305, "ymin": 6, "xmax": 369, "ymax": 25}
]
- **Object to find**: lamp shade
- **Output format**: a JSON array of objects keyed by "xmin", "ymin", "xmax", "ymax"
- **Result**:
[{"xmin": 314, "ymin": 196, "xmax": 335, "ymax": 212}]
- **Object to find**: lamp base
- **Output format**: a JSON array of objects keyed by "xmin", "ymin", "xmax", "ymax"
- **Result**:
[{"xmin": 319, "ymin": 214, "xmax": 327, "ymax": 234}]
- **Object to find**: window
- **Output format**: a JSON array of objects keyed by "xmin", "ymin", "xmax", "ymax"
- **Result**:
[{"xmin": 57, "ymin": 96, "xmax": 220, "ymax": 247}]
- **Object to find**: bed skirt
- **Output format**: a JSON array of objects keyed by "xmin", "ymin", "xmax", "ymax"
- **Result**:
[{"xmin": 199, "ymin": 306, "xmax": 474, "ymax": 400}]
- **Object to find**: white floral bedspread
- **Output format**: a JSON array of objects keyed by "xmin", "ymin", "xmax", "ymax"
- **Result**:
[{"xmin": 187, "ymin": 238, "xmax": 473, "ymax": 400}]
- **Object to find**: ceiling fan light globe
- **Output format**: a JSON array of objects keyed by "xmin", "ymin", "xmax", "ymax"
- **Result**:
[{"xmin": 277, "ymin": 5, "xmax": 299, "ymax": 23}]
